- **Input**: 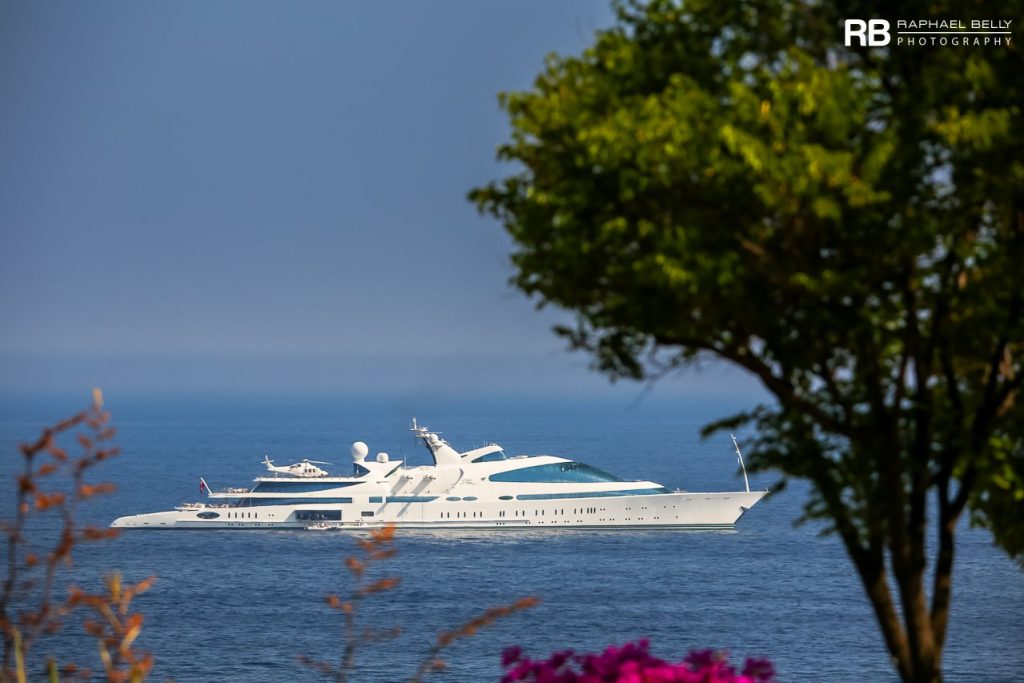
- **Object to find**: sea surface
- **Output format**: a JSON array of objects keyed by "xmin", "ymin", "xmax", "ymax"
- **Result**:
[{"xmin": 1, "ymin": 395, "xmax": 1021, "ymax": 682}]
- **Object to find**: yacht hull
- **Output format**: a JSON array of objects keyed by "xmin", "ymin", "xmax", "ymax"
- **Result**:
[{"xmin": 110, "ymin": 490, "xmax": 767, "ymax": 530}]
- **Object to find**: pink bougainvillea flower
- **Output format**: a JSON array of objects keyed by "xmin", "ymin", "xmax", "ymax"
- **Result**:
[
  {"xmin": 503, "ymin": 646, "xmax": 525, "ymax": 667},
  {"xmin": 501, "ymin": 640, "xmax": 775, "ymax": 683}
]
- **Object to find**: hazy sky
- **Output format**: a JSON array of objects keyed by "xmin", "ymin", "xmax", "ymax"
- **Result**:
[{"xmin": 0, "ymin": 0, "xmax": 760, "ymax": 401}]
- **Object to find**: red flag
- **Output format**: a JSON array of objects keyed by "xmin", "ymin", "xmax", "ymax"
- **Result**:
[{"xmin": 199, "ymin": 479, "xmax": 206, "ymax": 493}]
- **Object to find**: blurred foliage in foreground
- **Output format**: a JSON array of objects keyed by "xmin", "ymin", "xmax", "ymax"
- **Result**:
[
  {"xmin": 0, "ymin": 390, "xmax": 151, "ymax": 682},
  {"xmin": 471, "ymin": 1, "xmax": 1023, "ymax": 681}
]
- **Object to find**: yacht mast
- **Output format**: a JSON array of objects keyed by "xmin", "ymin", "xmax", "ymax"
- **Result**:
[{"xmin": 730, "ymin": 434, "xmax": 750, "ymax": 493}]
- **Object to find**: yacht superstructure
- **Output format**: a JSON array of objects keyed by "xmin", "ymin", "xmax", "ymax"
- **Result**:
[{"xmin": 110, "ymin": 421, "xmax": 766, "ymax": 530}]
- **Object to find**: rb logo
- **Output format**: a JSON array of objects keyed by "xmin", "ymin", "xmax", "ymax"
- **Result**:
[{"xmin": 844, "ymin": 19, "xmax": 891, "ymax": 46}]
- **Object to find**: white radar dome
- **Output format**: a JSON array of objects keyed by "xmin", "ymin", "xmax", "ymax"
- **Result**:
[
  {"xmin": 351, "ymin": 441, "xmax": 369, "ymax": 461},
  {"xmin": 376, "ymin": 452, "xmax": 390, "ymax": 463}
]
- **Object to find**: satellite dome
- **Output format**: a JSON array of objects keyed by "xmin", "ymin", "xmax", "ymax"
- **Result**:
[
  {"xmin": 351, "ymin": 441, "xmax": 369, "ymax": 461},
  {"xmin": 376, "ymin": 452, "xmax": 390, "ymax": 463}
]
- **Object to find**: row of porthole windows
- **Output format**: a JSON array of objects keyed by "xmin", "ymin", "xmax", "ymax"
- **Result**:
[
  {"xmin": 197, "ymin": 511, "xmax": 260, "ymax": 520},
  {"xmin": 534, "ymin": 508, "xmax": 599, "ymax": 515},
  {"xmin": 434, "ymin": 496, "xmax": 617, "ymax": 507},
  {"xmin": 203, "ymin": 507, "xmax": 607, "ymax": 522},
  {"xmin": 440, "ymin": 507, "xmax": 605, "ymax": 520},
  {"xmin": 440, "ymin": 511, "xmax": 486, "ymax": 519}
]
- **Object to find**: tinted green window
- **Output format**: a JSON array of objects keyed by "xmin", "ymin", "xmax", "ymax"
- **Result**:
[
  {"xmin": 516, "ymin": 488, "xmax": 669, "ymax": 500},
  {"xmin": 489, "ymin": 462, "xmax": 623, "ymax": 484},
  {"xmin": 472, "ymin": 450, "xmax": 508, "ymax": 463},
  {"xmin": 253, "ymin": 481, "xmax": 357, "ymax": 493},
  {"xmin": 251, "ymin": 497, "xmax": 352, "ymax": 506}
]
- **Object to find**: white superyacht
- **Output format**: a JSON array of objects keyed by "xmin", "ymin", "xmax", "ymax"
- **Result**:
[{"xmin": 110, "ymin": 421, "xmax": 766, "ymax": 530}]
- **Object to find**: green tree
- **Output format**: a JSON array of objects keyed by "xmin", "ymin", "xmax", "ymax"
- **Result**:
[{"xmin": 470, "ymin": 2, "xmax": 1024, "ymax": 682}]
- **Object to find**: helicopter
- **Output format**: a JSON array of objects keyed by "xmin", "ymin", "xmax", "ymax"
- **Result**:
[{"xmin": 262, "ymin": 455, "xmax": 333, "ymax": 478}]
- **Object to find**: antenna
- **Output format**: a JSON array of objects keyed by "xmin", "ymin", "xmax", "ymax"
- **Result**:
[{"xmin": 730, "ymin": 434, "xmax": 750, "ymax": 493}]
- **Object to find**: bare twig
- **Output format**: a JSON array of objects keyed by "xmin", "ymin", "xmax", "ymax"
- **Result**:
[
  {"xmin": 1, "ymin": 390, "xmax": 129, "ymax": 681},
  {"xmin": 407, "ymin": 596, "xmax": 541, "ymax": 683}
]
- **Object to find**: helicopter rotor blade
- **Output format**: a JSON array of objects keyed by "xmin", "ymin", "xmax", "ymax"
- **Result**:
[{"xmin": 306, "ymin": 460, "xmax": 333, "ymax": 465}]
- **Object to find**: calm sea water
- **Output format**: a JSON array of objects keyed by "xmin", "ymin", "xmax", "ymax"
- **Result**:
[{"xmin": 1, "ymin": 396, "xmax": 1021, "ymax": 682}]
